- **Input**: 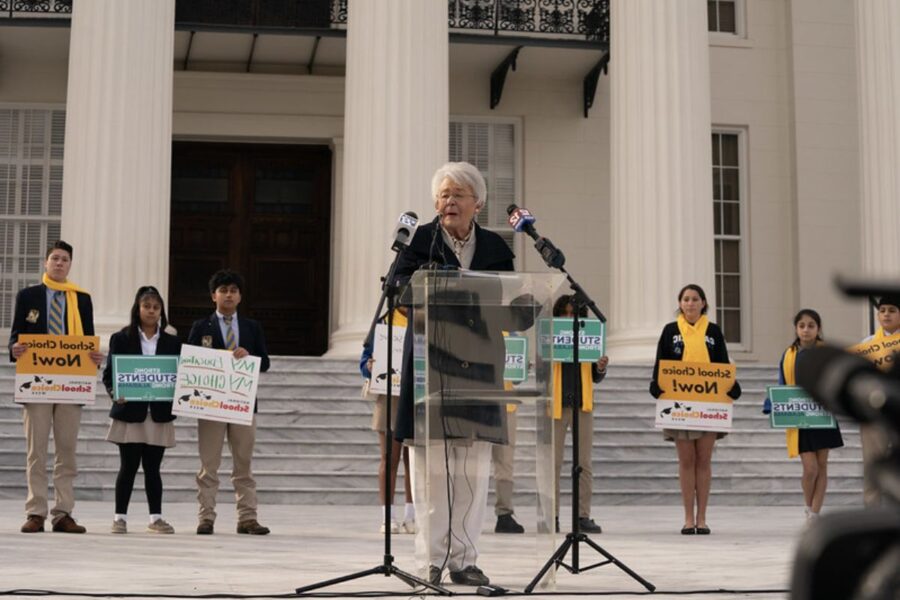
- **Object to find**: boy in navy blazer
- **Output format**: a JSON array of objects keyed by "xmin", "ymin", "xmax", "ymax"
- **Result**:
[
  {"xmin": 187, "ymin": 269, "xmax": 271, "ymax": 535},
  {"xmin": 8, "ymin": 240, "xmax": 103, "ymax": 534}
]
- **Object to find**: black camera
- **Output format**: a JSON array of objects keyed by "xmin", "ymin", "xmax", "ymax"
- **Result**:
[{"xmin": 790, "ymin": 279, "xmax": 900, "ymax": 600}]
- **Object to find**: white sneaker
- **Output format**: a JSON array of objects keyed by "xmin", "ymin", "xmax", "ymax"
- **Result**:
[
  {"xmin": 147, "ymin": 519, "xmax": 175, "ymax": 534},
  {"xmin": 111, "ymin": 519, "xmax": 127, "ymax": 534},
  {"xmin": 400, "ymin": 520, "xmax": 417, "ymax": 534},
  {"xmin": 379, "ymin": 520, "xmax": 400, "ymax": 534}
]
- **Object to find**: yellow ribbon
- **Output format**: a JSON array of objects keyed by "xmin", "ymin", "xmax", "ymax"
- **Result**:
[
  {"xmin": 782, "ymin": 346, "xmax": 799, "ymax": 458},
  {"xmin": 42, "ymin": 273, "xmax": 86, "ymax": 336},
  {"xmin": 552, "ymin": 362, "xmax": 594, "ymax": 419},
  {"xmin": 677, "ymin": 313, "xmax": 710, "ymax": 363}
]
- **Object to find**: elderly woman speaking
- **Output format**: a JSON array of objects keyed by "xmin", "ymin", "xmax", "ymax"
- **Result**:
[{"xmin": 393, "ymin": 162, "xmax": 517, "ymax": 588}]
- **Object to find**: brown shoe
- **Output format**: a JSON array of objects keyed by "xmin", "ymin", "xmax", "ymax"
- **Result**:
[
  {"xmin": 237, "ymin": 519, "xmax": 270, "ymax": 535},
  {"xmin": 21, "ymin": 515, "xmax": 45, "ymax": 533},
  {"xmin": 196, "ymin": 520, "xmax": 214, "ymax": 535},
  {"xmin": 52, "ymin": 514, "xmax": 86, "ymax": 534}
]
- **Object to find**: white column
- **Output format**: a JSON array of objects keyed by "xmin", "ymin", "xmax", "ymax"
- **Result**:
[
  {"xmin": 327, "ymin": 0, "xmax": 449, "ymax": 357},
  {"xmin": 855, "ymin": 0, "xmax": 900, "ymax": 279},
  {"xmin": 60, "ymin": 0, "xmax": 175, "ymax": 339},
  {"xmin": 607, "ymin": 0, "xmax": 715, "ymax": 363}
]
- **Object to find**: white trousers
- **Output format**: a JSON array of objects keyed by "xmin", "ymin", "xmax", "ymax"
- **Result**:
[{"xmin": 411, "ymin": 441, "xmax": 491, "ymax": 572}]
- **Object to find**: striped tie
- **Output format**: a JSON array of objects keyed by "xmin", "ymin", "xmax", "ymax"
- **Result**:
[
  {"xmin": 48, "ymin": 291, "xmax": 65, "ymax": 335},
  {"xmin": 224, "ymin": 315, "xmax": 236, "ymax": 350}
]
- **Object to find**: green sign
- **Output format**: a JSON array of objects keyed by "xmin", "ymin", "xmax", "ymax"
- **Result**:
[
  {"xmin": 504, "ymin": 336, "xmax": 528, "ymax": 382},
  {"xmin": 539, "ymin": 318, "xmax": 605, "ymax": 363},
  {"xmin": 113, "ymin": 355, "xmax": 179, "ymax": 401},
  {"xmin": 767, "ymin": 385, "xmax": 836, "ymax": 429}
]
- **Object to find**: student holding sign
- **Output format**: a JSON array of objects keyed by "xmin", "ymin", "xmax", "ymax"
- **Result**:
[
  {"xmin": 8, "ymin": 241, "xmax": 103, "ymax": 534},
  {"xmin": 360, "ymin": 310, "xmax": 414, "ymax": 534},
  {"xmin": 551, "ymin": 295, "xmax": 608, "ymax": 534},
  {"xmin": 188, "ymin": 270, "xmax": 271, "ymax": 536},
  {"xmin": 102, "ymin": 286, "xmax": 181, "ymax": 534},
  {"xmin": 856, "ymin": 295, "xmax": 899, "ymax": 507},
  {"xmin": 764, "ymin": 309, "xmax": 842, "ymax": 521},
  {"xmin": 649, "ymin": 284, "xmax": 741, "ymax": 535}
]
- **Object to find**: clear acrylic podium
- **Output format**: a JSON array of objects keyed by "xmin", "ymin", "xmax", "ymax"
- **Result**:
[{"xmin": 407, "ymin": 269, "xmax": 565, "ymax": 590}]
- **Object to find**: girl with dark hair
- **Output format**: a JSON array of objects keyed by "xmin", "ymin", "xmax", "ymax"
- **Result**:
[
  {"xmin": 102, "ymin": 286, "xmax": 181, "ymax": 534},
  {"xmin": 649, "ymin": 284, "xmax": 741, "ymax": 535},
  {"xmin": 765, "ymin": 309, "xmax": 842, "ymax": 522},
  {"xmin": 551, "ymin": 295, "xmax": 608, "ymax": 534}
]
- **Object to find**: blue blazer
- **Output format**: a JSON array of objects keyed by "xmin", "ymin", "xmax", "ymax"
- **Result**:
[{"xmin": 8, "ymin": 283, "xmax": 95, "ymax": 361}]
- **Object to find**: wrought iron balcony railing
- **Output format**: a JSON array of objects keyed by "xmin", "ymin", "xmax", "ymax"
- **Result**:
[
  {"xmin": 1, "ymin": 0, "xmax": 71, "ymax": 18},
  {"xmin": 3, "ymin": 0, "xmax": 608, "ymax": 45}
]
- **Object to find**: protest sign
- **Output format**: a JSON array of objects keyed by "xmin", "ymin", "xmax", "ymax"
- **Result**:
[
  {"xmin": 14, "ymin": 334, "xmax": 99, "ymax": 404},
  {"xmin": 654, "ymin": 360, "xmax": 736, "ymax": 432},
  {"xmin": 767, "ymin": 385, "xmax": 836, "ymax": 429},
  {"xmin": 172, "ymin": 345, "xmax": 261, "ymax": 425},
  {"xmin": 369, "ymin": 324, "xmax": 405, "ymax": 395},
  {"xmin": 113, "ymin": 355, "xmax": 179, "ymax": 401}
]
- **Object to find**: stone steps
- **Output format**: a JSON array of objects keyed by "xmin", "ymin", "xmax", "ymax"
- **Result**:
[{"xmin": 0, "ymin": 359, "xmax": 866, "ymax": 506}]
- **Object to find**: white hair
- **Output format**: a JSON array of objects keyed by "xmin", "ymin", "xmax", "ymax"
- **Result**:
[{"xmin": 431, "ymin": 162, "xmax": 487, "ymax": 209}]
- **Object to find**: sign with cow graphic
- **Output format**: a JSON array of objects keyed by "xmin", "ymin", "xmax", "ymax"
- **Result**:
[
  {"xmin": 369, "ymin": 323, "xmax": 405, "ymax": 396},
  {"xmin": 14, "ymin": 334, "xmax": 100, "ymax": 404},
  {"xmin": 654, "ymin": 360, "xmax": 736, "ymax": 432},
  {"xmin": 171, "ymin": 345, "xmax": 261, "ymax": 425}
]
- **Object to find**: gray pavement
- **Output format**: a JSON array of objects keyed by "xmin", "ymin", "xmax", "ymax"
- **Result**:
[{"xmin": 0, "ymin": 500, "xmax": 811, "ymax": 599}]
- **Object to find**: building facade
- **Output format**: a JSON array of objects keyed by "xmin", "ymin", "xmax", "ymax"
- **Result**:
[{"xmin": 1, "ymin": 0, "xmax": 897, "ymax": 362}]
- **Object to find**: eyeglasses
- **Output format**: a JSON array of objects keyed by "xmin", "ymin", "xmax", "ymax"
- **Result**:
[{"xmin": 437, "ymin": 193, "xmax": 476, "ymax": 203}]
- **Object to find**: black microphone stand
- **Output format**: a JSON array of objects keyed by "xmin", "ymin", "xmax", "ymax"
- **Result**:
[
  {"xmin": 523, "ymin": 239, "xmax": 655, "ymax": 594},
  {"xmin": 296, "ymin": 247, "xmax": 450, "ymax": 596}
]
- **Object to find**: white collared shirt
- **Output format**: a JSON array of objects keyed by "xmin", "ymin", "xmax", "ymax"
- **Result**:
[
  {"xmin": 216, "ymin": 311, "xmax": 239, "ymax": 348},
  {"xmin": 140, "ymin": 326, "xmax": 160, "ymax": 356}
]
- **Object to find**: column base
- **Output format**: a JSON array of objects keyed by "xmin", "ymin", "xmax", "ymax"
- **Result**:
[
  {"xmin": 325, "ymin": 323, "xmax": 371, "ymax": 358},
  {"xmin": 606, "ymin": 328, "xmax": 661, "ymax": 364}
]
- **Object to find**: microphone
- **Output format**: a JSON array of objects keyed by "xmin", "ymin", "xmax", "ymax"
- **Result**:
[
  {"xmin": 507, "ymin": 204, "xmax": 538, "ymax": 240},
  {"xmin": 796, "ymin": 345, "xmax": 900, "ymax": 432},
  {"xmin": 391, "ymin": 211, "xmax": 419, "ymax": 252},
  {"xmin": 506, "ymin": 204, "xmax": 565, "ymax": 269}
]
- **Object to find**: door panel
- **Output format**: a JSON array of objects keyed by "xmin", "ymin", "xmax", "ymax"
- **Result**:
[{"xmin": 169, "ymin": 142, "xmax": 331, "ymax": 355}]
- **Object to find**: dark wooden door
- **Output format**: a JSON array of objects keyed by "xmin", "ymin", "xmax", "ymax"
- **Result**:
[{"xmin": 169, "ymin": 142, "xmax": 331, "ymax": 355}]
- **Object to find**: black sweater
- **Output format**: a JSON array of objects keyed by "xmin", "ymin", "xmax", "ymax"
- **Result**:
[{"xmin": 649, "ymin": 320, "xmax": 741, "ymax": 400}]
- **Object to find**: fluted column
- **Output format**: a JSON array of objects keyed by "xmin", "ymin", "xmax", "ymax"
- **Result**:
[
  {"xmin": 855, "ymin": 0, "xmax": 900, "ymax": 279},
  {"xmin": 607, "ymin": 0, "xmax": 715, "ymax": 362},
  {"xmin": 60, "ymin": 0, "xmax": 175, "ymax": 338},
  {"xmin": 327, "ymin": 0, "xmax": 449, "ymax": 357}
]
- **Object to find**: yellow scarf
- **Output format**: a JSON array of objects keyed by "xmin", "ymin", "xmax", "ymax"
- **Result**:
[
  {"xmin": 782, "ymin": 346, "xmax": 800, "ymax": 458},
  {"xmin": 677, "ymin": 313, "xmax": 710, "ymax": 363},
  {"xmin": 552, "ymin": 362, "xmax": 593, "ymax": 419},
  {"xmin": 390, "ymin": 311, "xmax": 407, "ymax": 328},
  {"xmin": 501, "ymin": 331, "xmax": 516, "ymax": 412},
  {"xmin": 42, "ymin": 273, "xmax": 86, "ymax": 336}
]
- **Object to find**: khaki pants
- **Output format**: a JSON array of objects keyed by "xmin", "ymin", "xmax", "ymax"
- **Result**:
[
  {"xmin": 491, "ymin": 411, "xmax": 517, "ymax": 516},
  {"xmin": 860, "ymin": 424, "xmax": 890, "ymax": 507},
  {"xmin": 554, "ymin": 407, "xmax": 594, "ymax": 519},
  {"xmin": 23, "ymin": 403, "xmax": 82, "ymax": 521},
  {"xmin": 197, "ymin": 417, "xmax": 258, "ymax": 522}
]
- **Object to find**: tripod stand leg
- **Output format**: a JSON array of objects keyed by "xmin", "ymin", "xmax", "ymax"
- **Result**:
[
  {"xmin": 391, "ymin": 565, "xmax": 453, "ymax": 595},
  {"xmin": 295, "ymin": 566, "xmax": 383, "ymax": 594},
  {"xmin": 295, "ymin": 564, "xmax": 453, "ymax": 596},
  {"xmin": 581, "ymin": 537, "xmax": 656, "ymax": 592},
  {"xmin": 524, "ymin": 535, "xmax": 574, "ymax": 593}
]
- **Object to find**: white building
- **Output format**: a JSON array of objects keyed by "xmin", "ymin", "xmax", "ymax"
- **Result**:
[{"xmin": 1, "ymin": 0, "xmax": 898, "ymax": 363}]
